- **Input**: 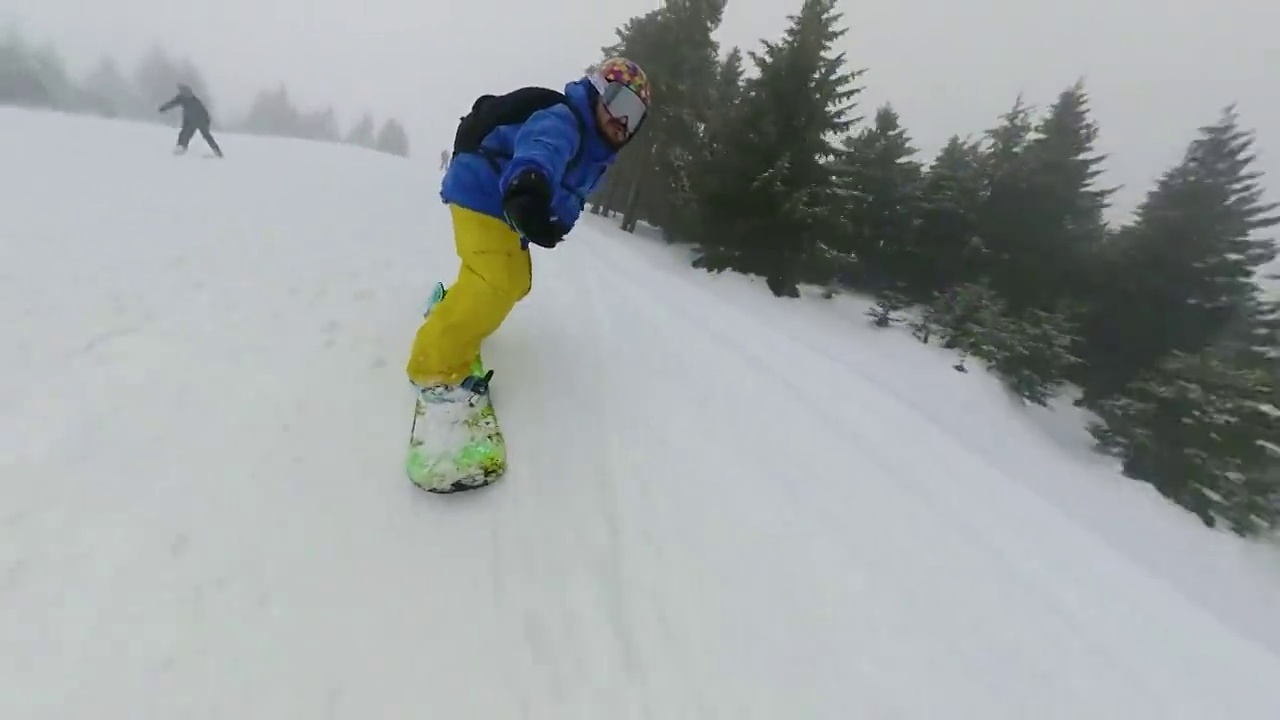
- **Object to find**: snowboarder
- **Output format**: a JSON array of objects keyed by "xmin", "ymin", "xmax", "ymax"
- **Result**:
[
  {"xmin": 158, "ymin": 84, "xmax": 223, "ymax": 157},
  {"xmin": 405, "ymin": 57, "xmax": 650, "ymax": 395}
]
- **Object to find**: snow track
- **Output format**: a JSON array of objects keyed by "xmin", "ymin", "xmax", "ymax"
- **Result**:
[{"xmin": 2, "ymin": 107, "xmax": 1279, "ymax": 719}]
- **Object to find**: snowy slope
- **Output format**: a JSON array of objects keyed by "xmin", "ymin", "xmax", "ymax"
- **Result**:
[{"xmin": 3, "ymin": 107, "xmax": 1280, "ymax": 719}]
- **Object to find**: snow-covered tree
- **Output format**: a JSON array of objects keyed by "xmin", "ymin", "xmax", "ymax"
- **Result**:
[{"xmin": 690, "ymin": 0, "xmax": 864, "ymax": 296}]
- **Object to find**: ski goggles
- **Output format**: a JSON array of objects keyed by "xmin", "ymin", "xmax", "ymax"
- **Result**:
[{"xmin": 590, "ymin": 76, "xmax": 647, "ymax": 137}]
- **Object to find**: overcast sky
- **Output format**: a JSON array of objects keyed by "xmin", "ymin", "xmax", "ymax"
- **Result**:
[{"xmin": 3, "ymin": 0, "xmax": 1274, "ymax": 223}]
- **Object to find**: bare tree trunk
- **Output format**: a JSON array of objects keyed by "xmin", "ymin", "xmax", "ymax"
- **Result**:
[
  {"xmin": 619, "ymin": 142, "xmax": 658, "ymax": 233},
  {"xmin": 597, "ymin": 175, "xmax": 625, "ymax": 215},
  {"xmin": 620, "ymin": 173, "xmax": 643, "ymax": 233}
]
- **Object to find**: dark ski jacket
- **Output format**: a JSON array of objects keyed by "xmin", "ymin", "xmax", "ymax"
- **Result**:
[{"xmin": 159, "ymin": 91, "xmax": 211, "ymax": 128}]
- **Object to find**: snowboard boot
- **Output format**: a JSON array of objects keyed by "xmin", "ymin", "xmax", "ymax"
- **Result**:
[{"xmin": 423, "ymin": 281, "xmax": 447, "ymax": 317}]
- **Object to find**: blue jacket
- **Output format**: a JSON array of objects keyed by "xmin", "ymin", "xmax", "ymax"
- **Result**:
[{"xmin": 440, "ymin": 77, "xmax": 618, "ymax": 236}]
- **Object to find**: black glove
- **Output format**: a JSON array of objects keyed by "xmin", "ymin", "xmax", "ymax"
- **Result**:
[{"xmin": 502, "ymin": 170, "xmax": 563, "ymax": 248}]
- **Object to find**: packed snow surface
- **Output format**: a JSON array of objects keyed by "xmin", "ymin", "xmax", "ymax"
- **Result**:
[{"xmin": 3, "ymin": 108, "xmax": 1280, "ymax": 719}]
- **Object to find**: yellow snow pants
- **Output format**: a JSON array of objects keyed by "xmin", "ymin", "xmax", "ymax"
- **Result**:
[{"xmin": 405, "ymin": 204, "xmax": 531, "ymax": 385}]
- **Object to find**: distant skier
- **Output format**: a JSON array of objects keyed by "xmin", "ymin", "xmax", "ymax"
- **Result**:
[
  {"xmin": 439, "ymin": 149, "xmax": 449, "ymax": 170},
  {"xmin": 405, "ymin": 57, "xmax": 650, "ymax": 397},
  {"xmin": 158, "ymin": 84, "xmax": 223, "ymax": 157}
]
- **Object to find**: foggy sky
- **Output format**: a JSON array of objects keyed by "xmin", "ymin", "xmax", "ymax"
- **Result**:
[{"xmin": 3, "ymin": 0, "xmax": 1275, "ymax": 223}]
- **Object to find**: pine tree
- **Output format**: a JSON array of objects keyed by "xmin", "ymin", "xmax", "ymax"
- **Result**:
[
  {"xmin": 345, "ymin": 112, "xmax": 376, "ymax": 148},
  {"xmin": 913, "ymin": 136, "xmax": 987, "ymax": 294},
  {"xmin": 987, "ymin": 305, "xmax": 1080, "ymax": 406},
  {"xmin": 1079, "ymin": 105, "xmax": 1280, "ymax": 400},
  {"xmin": 1014, "ymin": 80, "xmax": 1114, "ymax": 309},
  {"xmin": 1081, "ymin": 106, "xmax": 1280, "ymax": 534},
  {"xmin": 80, "ymin": 56, "xmax": 142, "ymax": 118},
  {"xmin": 833, "ymin": 103, "xmax": 923, "ymax": 292},
  {"xmin": 298, "ymin": 105, "xmax": 340, "ymax": 142},
  {"xmin": 972, "ymin": 96, "xmax": 1036, "ymax": 291},
  {"xmin": 982, "ymin": 95, "xmax": 1036, "ymax": 183},
  {"xmin": 237, "ymin": 83, "xmax": 300, "ymax": 137},
  {"xmin": 591, "ymin": 1, "xmax": 725, "ymax": 234},
  {"xmin": 925, "ymin": 281, "xmax": 1008, "ymax": 358},
  {"xmin": 977, "ymin": 83, "xmax": 1113, "ymax": 312},
  {"xmin": 0, "ymin": 33, "xmax": 69, "ymax": 109},
  {"xmin": 659, "ymin": 45, "xmax": 747, "ymax": 241},
  {"xmin": 375, "ymin": 118, "xmax": 410, "ymax": 157},
  {"xmin": 713, "ymin": 46, "xmax": 744, "ymax": 114},
  {"xmin": 690, "ymin": 0, "xmax": 864, "ymax": 296},
  {"xmin": 937, "ymin": 83, "xmax": 1108, "ymax": 406},
  {"xmin": 652, "ymin": 44, "xmax": 747, "ymax": 242},
  {"xmin": 1091, "ymin": 343, "xmax": 1280, "ymax": 535}
]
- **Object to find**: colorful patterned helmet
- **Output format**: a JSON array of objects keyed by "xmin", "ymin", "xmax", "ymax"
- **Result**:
[
  {"xmin": 589, "ymin": 57, "xmax": 651, "ymax": 143},
  {"xmin": 594, "ymin": 57, "xmax": 650, "ymax": 108}
]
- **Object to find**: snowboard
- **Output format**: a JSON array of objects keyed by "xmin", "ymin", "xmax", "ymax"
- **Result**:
[{"xmin": 405, "ymin": 282, "xmax": 507, "ymax": 494}]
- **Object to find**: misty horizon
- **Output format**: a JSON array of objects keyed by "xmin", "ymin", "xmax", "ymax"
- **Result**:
[{"xmin": 3, "ymin": 0, "xmax": 1275, "ymax": 223}]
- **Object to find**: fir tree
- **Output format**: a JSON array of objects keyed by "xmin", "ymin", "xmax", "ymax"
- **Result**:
[
  {"xmin": 1081, "ymin": 106, "xmax": 1280, "ymax": 534},
  {"xmin": 972, "ymin": 96, "xmax": 1036, "ymax": 289},
  {"xmin": 1091, "ymin": 343, "xmax": 1280, "ymax": 535},
  {"xmin": 1079, "ymin": 105, "xmax": 1280, "ymax": 400},
  {"xmin": 660, "ymin": 44, "xmax": 747, "ymax": 241},
  {"xmin": 833, "ymin": 103, "xmax": 924, "ymax": 292},
  {"xmin": 345, "ymin": 112, "xmax": 376, "ymax": 148},
  {"xmin": 926, "ymin": 281, "xmax": 1007, "ymax": 357},
  {"xmin": 1015, "ymin": 80, "xmax": 1115, "ymax": 309},
  {"xmin": 375, "ymin": 118, "xmax": 410, "ymax": 157},
  {"xmin": 981, "ymin": 95, "xmax": 1036, "ymax": 183},
  {"xmin": 940, "ymin": 82, "xmax": 1109, "ymax": 406},
  {"xmin": 591, "ymin": 1, "xmax": 725, "ymax": 233},
  {"xmin": 690, "ymin": 0, "xmax": 864, "ymax": 296},
  {"xmin": 79, "ymin": 55, "xmax": 141, "ymax": 118},
  {"xmin": 913, "ymin": 136, "xmax": 987, "ymax": 294},
  {"xmin": 713, "ymin": 46, "xmax": 744, "ymax": 113},
  {"xmin": 988, "ymin": 305, "xmax": 1080, "ymax": 406},
  {"xmin": 978, "ymin": 82, "xmax": 1113, "ymax": 312}
]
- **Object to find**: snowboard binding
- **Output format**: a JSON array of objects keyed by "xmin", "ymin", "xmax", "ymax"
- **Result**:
[{"xmin": 460, "ymin": 370, "xmax": 494, "ymax": 406}]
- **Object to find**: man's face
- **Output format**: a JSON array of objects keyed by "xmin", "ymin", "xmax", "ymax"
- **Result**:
[{"xmin": 594, "ymin": 100, "xmax": 630, "ymax": 148}]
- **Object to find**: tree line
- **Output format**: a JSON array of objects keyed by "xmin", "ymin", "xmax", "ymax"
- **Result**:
[
  {"xmin": 587, "ymin": 0, "xmax": 1280, "ymax": 537},
  {"xmin": 0, "ymin": 30, "xmax": 410, "ymax": 157}
]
